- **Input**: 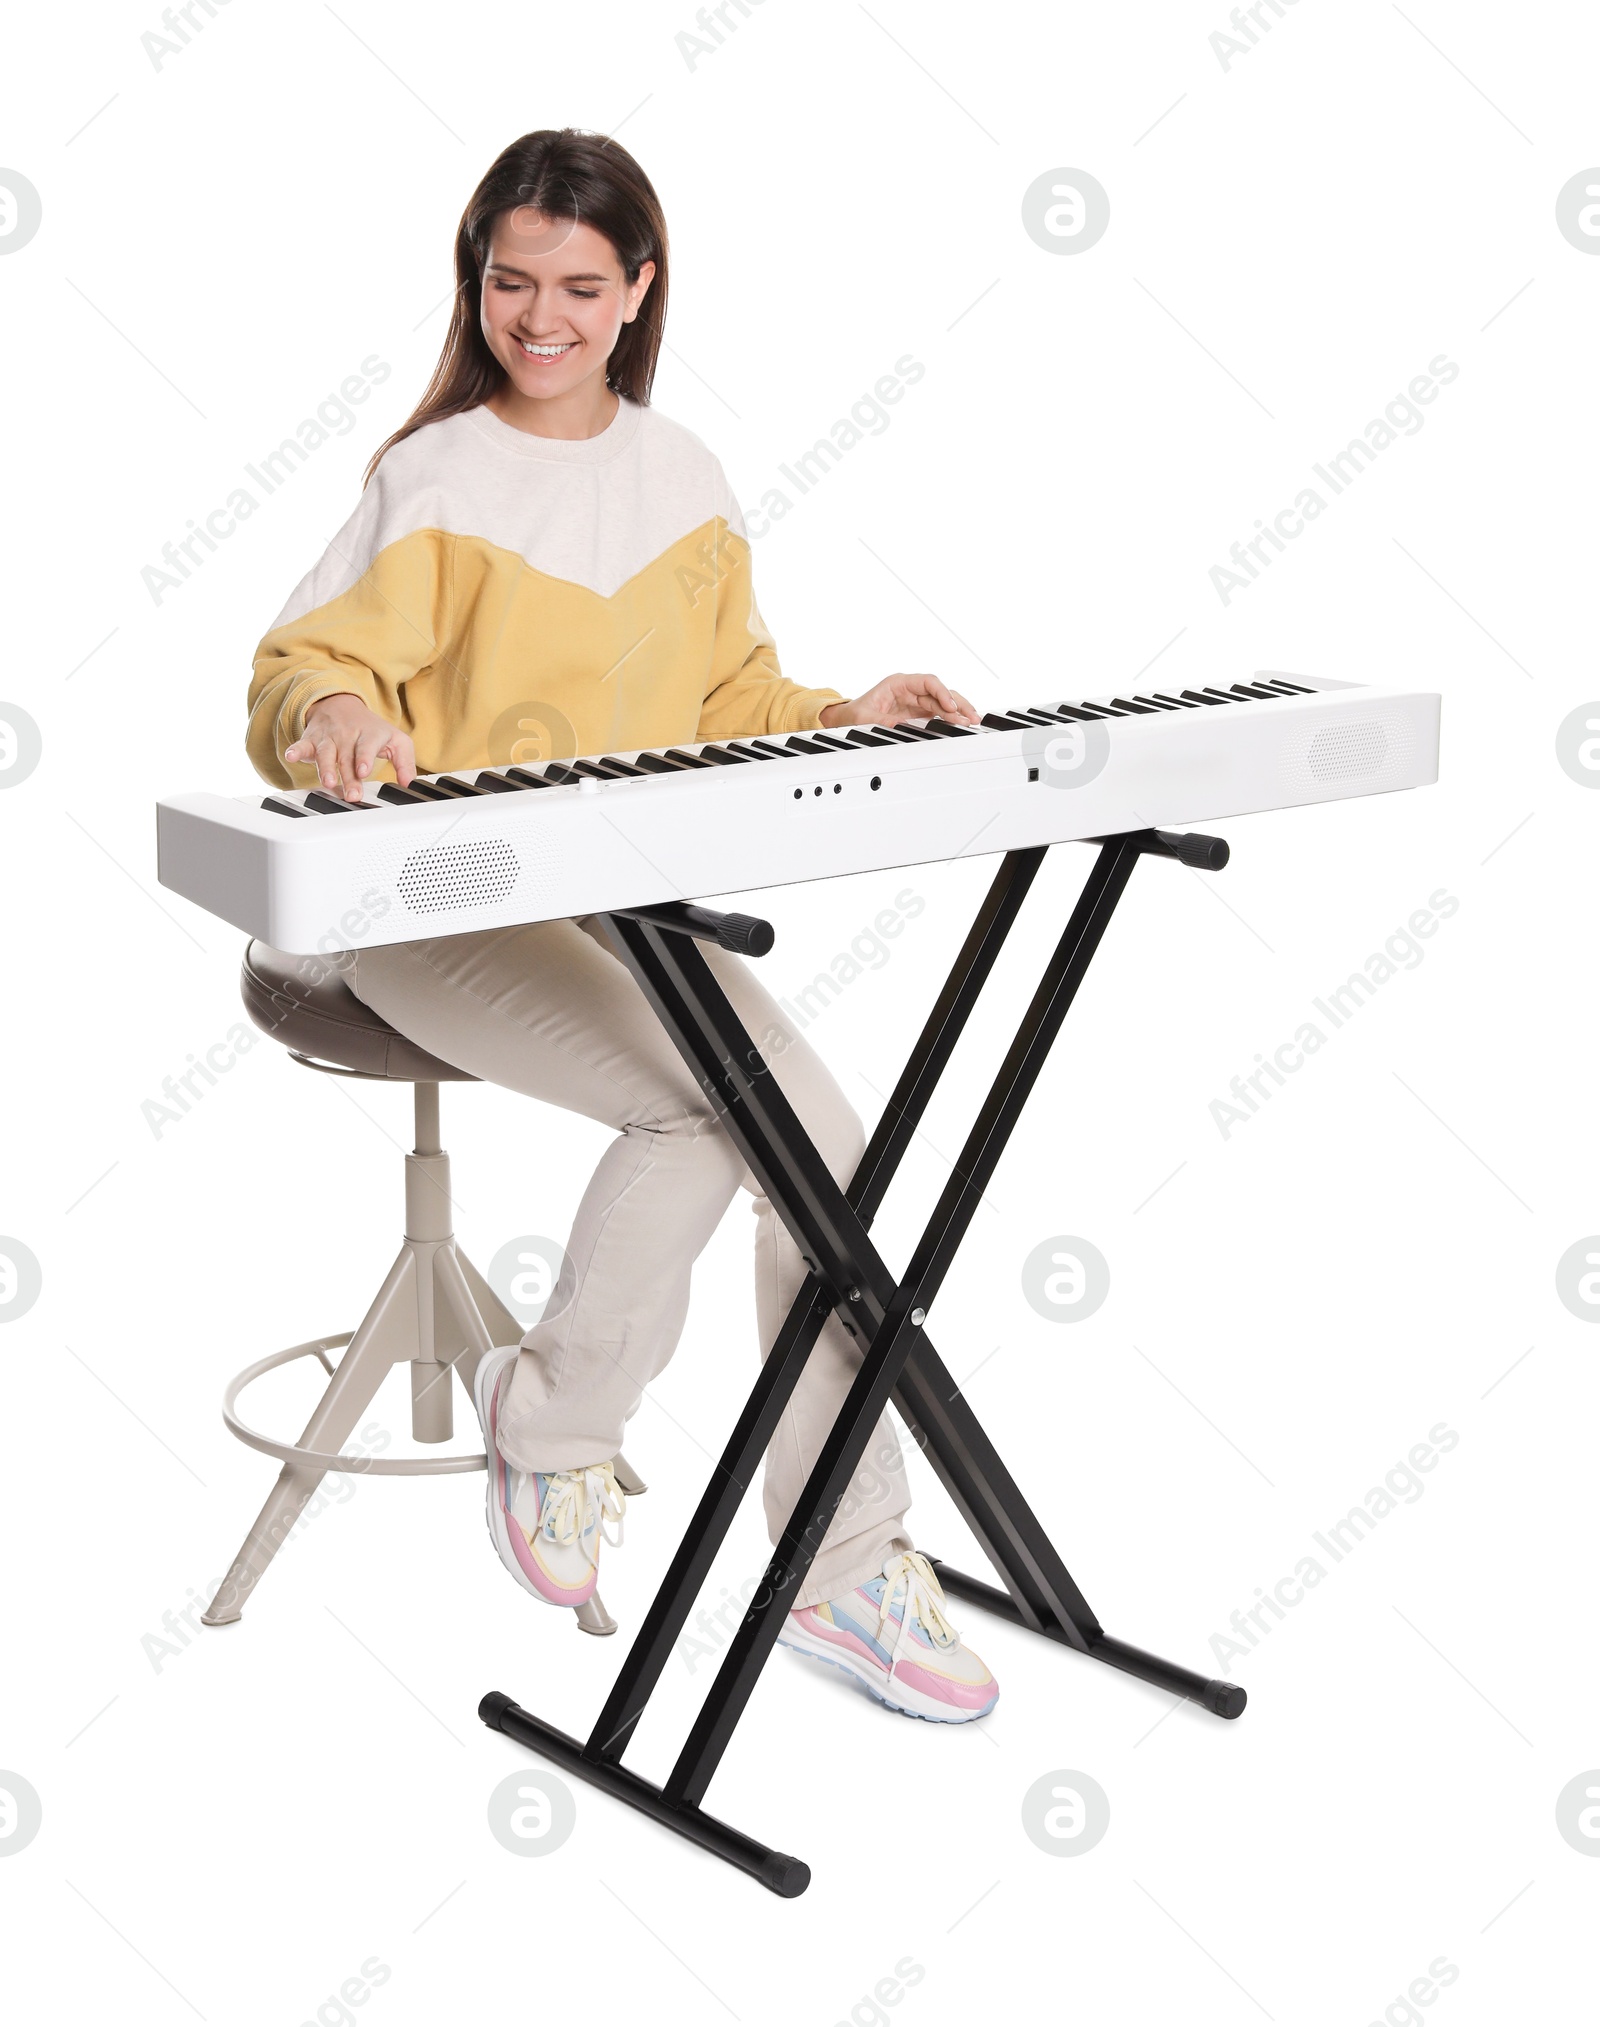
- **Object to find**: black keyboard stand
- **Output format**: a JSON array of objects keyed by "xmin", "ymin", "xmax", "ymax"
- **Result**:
[{"xmin": 479, "ymin": 829, "xmax": 1245, "ymax": 1895}]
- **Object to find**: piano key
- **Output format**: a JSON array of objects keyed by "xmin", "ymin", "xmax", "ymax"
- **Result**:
[
  {"xmin": 1183, "ymin": 689, "xmax": 1232, "ymax": 706},
  {"xmin": 1260, "ymin": 678, "xmax": 1315, "ymax": 694},
  {"xmin": 1230, "ymin": 683, "xmax": 1284, "ymax": 701},
  {"xmin": 505, "ymin": 767, "xmax": 559, "ymax": 789},
  {"xmin": 1150, "ymin": 692, "xmax": 1200, "ymax": 708},
  {"xmin": 568, "ymin": 760, "xmax": 616, "ymax": 780},
  {"xmin": 694, "ymin": 745, "xmax": 750, "ymax": 765},
  {"xmin": 1200, "ymin": 687, "xmax": 1244, "ymax": 704},
  {"xmin": 784, "ymin": 736, "xmax": 830, "ymax": 755},
  {"xmin": 376, "ymin": 783, "xmax": 432, "ymax": 804},
  {"xmin": 925, "ymin": 719, "xmax": 977, "ymax": 736},
  {"xmin": 891, "ymin": 723, "xmax": 943, "ymax": 740},
  {"xmin": 982, "ymin": 712, "xmax": 1034, "ymax": 730},
  {"xmin": 724, "ymin": 742, "xmax": 779, "ymax": 760},
  {"xmin": 431, "ymin": 775, "xmax": 491, "ymax": 795},
  {"xmin": 1029, "ymin": 707, "xmax": 1100, "ymax": 724},
  {"xmin": 1131, "ymin": 694, "xmax": 1183, "ymax": 711},
  {"xmin": 862, "ymin": 725, "xmax": 920, "ymax": 742},
  {"xmin": 1107, "ymin": 699, "xmax": 1158, "ymax": 715},
  {"xmin": 662, "ymin": 749, "xmax": 716, "ymax": 769},
  {"xmin": 589, "ymin": 756, "xmax": 650, "ymax": 777},
  {"xmin": 634, "ymin": 751, "xmax": 704, "ymax": 773},
  {"xmin": 843, "ymin": 729, "xmax": 895, "ymax": 747},
  {"xmin": 805, "ymin": 733, "xmax": 859, "ymax": 751},
  {"xmin": 1006, "ymin": 709, "xmax": 1062, "ymax": 725},
  {"xmin": 261, "ymin": 795, "xmax": 310, "ymax": 818},
  {"xmin": 473, "ymin": 771, "xmax": 533, "ymax": 793},
  {"xmin": 747, "ymin": 739, "xmax": 798, "ymax": 758},
  {"xmin": 304, "ymin": 790, "xmax": 375, "ymax": 813}
]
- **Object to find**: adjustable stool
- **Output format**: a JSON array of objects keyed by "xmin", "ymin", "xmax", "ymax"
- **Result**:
[{"xmin": 202, "ymin": 940, "xmax": 643, "ymax": 1637}]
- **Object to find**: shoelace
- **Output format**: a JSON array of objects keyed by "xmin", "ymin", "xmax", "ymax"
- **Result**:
[
  {"xmin": 538, "ymin": 1461, "xmax": 626, "ymax": 1572},
  {"xmin": 875, "ymin": 1550, "xmax": 957, "ymax": 1663}
]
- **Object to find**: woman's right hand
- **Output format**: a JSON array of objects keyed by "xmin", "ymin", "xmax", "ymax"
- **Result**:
[{"xmin": 285, "ymin": 692, "xmax": 417, "ymax": 802}]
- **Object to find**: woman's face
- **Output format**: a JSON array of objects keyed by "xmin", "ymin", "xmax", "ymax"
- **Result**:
[{"xmin": 480, "ymin": 209, "xmax": 654, "ymax": 402}]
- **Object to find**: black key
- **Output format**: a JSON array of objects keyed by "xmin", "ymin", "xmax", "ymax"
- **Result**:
[
  {"xmin": 505, "ymin": 767, "xmax": 558, "ymax": 789},
  {"xmin": 377, "ymin": 783, "xmax": 431, "ymax": 804},
  {"xmin": 261, "ymin": 796, "xmax": 310, "ymax": 819},
  {"xmin": 568, "ymin": 760, "xmax": 615, "ymax": 780},
  {"xmin": 1230, "ymin": 683, "xmax": 1282, "ymax": 701},
  {"xmin": 1006, "ymin": 709, "xmax": 1061, "ymax": 725},
  {"xmin": 1131, "ymin": 694, "xmax": 1183, "ymax": 711},
  {"xmin": 748, "ymin": 739, "xmax": 798, "ymax": 758},
  {"xmin": 430, "ymin": 775, "xmax": 490, "ymax": 796},
  {"xmin": 662, "ymin": 749, "xmax": 715, "ymax": 769},
  {"xmin": 304, "ymin": 790, "xmax": 374, "ymax": 814},
  {"xmin": 1107, "ymin": 698, "xmax": 1158, "ymax": 715},
  {"xmin": 1069, "ymin": 703, "xmax": 1119, "ymax": 718},
  {"xmin": 634, "ymin": 751, "xmax": 699, "ymax": 774},
  {"xmin": 844, "ymin": 729, "xmax": 894, "ymax": 747},
  {"xmin": 785, "ymin": 736, "xmax": 830, "ymax": 755},
  {"xmin": 983, "ymin": 711, "xmax": 1040, "ymax": 730},
  {"xmin": 589, "ymin": 756, "xmax": 649, "ymax": 778},
  {"xmin": 1039, "ymin": 705, "xmax": 1104, "ymax": 723},
  {"xmin": 695, "ymin": 745, "xmax": 749, "ymax": 765},
  {"xmin": 1183, "ymin": 689, "xmax": 1232, "ymax": 706},
  {"xmin": 806, "ymin": 732, "xmax": 857, "ymax": 751},
  {"xmin": 1258, "ymin": 678, "xmax": 1314, "ymax": 694},
  {"xmin": 473, "ymin": 771, "xmax": 532, "ymax": 794},
  {"xmin": 892, "ymin": 723, "xmax": 942, "ymax": 741},
  {"xmin": 1150, "ymin": 692, "xmax": 1200, "ymax": 709},
  {"xmin": 541, "ymin": 763, "xmax": 583, "ymax": 784},
  {"xmin": 862, "ymin": 725, "xmax": 919, "ymax": 742},
  {"xmin": 926, "ymin": 719, "xmax": 976, "ymax": 736},
  {"xmin": 1201, "ymin": 687, "xmax": 1244, "ymax": 704},
  {"xmin": 725, "ymin": 742, "xmax": 778, "ymax": 761}
]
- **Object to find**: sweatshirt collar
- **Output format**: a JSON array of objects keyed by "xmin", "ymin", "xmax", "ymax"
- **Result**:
[{"xmin": 464, "ymin": 392, "xmax": 643, "ymax": 465}]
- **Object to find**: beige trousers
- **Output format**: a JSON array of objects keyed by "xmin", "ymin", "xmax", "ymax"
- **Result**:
[{"xmin": 347, "ymin": 916, "xmax": 912, "ymax": 1606}]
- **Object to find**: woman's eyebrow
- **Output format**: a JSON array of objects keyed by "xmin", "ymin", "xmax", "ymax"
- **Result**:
[{"xmin": 486, "ymin": 261, "xmax": 614, "ymax": 283}]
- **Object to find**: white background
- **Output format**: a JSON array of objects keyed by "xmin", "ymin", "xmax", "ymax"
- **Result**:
[{"xmin": 2, "ymin": 1, "xmax": 1597, "ymax": 2020}]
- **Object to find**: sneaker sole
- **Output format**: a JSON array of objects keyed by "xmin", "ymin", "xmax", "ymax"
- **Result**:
[
  {"xmin": 777, "ymin": 1623, "xmax": 997, "ymax": 1725},
  {"xmin": 472, "ymin": 1349, "xmax": 598, "ymax": 1610}
]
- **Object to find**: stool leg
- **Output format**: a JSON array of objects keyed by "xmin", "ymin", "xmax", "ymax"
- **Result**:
[
  {"xmin": 202, "ymin": 1249, "xmax": 418, "ymax": 1626},
  {"xmin": 612, "ymin": 1454, "xmax": 648, "ymax": 1497}
]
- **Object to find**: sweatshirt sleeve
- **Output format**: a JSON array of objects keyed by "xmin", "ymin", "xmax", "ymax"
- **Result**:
[
  {"xmin": 694, "ymin": 478, "xmax": 844, "ymax": 742},
  {"xmin": 245, "ymin": 472, "xmax": 452, "ymax": 789}
]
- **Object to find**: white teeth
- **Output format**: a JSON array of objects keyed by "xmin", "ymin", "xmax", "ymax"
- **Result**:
[{"xmin": 520, "ymin": 340, "xmax": 574, "ymax": 357}]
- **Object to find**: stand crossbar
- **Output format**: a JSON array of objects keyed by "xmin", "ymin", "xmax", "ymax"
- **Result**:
[{"xmin": 482, "ymin": 831, "xmax": 1245, "ymax": 1894}]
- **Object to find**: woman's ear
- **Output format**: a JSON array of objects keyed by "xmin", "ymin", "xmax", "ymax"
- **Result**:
[{"xmin": 623, "ymin": 259, "xmax": 657, "ymax": 323}]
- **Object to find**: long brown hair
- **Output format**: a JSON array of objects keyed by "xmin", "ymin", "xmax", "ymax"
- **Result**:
[{"xmin": 366, "ymin": 128, "xmax": 668, "ymax": 482}]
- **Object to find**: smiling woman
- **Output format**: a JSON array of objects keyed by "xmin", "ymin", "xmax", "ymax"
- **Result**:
[{"xmin": 242, "ymin": 124, "xmax": 994, "ymax": 1732}]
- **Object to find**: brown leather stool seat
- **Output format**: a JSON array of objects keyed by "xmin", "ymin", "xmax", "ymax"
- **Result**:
[{"xmin": 239, "ymin": 940, "xmax": 475, "ymax": 1082}]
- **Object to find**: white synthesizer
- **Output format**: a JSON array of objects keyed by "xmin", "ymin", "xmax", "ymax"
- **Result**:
[{"xmin": 156, "ymin": 673, "xmax": 1440, "ymax": 955}]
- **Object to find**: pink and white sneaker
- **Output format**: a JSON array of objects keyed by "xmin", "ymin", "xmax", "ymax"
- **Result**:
[
  {"xmin": 473, "ymin": 1347, "xmax": 625, "ymax": 1609},
  {"xmin": 778, "ymin": 1550, "xmax": 999, "ymax": 1723}
]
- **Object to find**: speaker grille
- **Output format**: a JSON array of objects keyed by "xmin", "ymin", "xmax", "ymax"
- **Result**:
[
  {"xmin": 396, "ymin": 838, "xmax": 520, "ymax": 915},
  {"xmin": 1307, "ymin": 721, "xmax": 1388, "ymax": 781}
]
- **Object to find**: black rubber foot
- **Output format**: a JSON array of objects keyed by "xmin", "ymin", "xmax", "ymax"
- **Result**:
[
  {"xmin": 479, "ymin": 1689, "xmax": 515, "ymax": 1729},
  {"xmin": 1205, "ymin": 1680, "xmax": 1248, "ymax": 1719},
  {"xmin": 765, "ymin": 1853, "xmax": 811, "ymax": 1898}
]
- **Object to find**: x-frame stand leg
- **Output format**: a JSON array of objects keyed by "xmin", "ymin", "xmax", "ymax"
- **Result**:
[{"xmin": 481, "ymin": 829, "xmax": 1244, "ymax": 1895}]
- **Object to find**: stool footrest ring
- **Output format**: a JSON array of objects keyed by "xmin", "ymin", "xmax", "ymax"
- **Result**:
[{"xmin": 220, "ymin": 1335, "xmax": 488, "ymax": 1476}]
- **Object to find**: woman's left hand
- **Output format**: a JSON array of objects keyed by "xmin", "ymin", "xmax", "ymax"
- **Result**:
[{"xmin": 818, "ymin": 673, "xmax": 981, "ymax": 730}]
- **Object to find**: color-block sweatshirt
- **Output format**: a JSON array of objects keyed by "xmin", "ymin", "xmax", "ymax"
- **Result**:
[{"xmin": 246, "ymin": 396, "xmax": 844, "ymax": 788}]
